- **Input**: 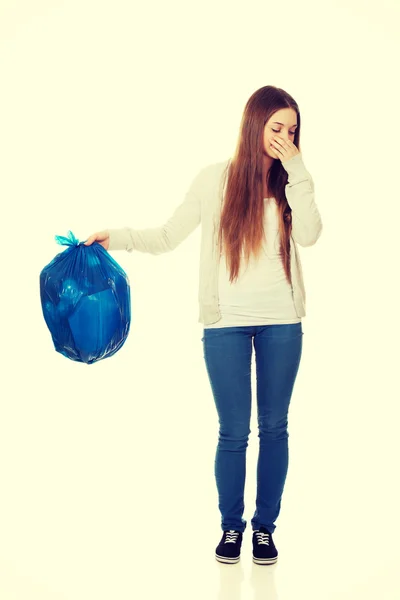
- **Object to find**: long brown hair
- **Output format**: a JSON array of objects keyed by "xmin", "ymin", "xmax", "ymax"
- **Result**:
[{"xmin": 218, "ymin": 85, "xmax": 302, "ymax": 285}]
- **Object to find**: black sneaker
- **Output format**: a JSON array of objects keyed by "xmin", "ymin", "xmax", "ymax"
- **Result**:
[
  {"xmin": 215, "ymin": 529, "xmax": 243, "ymax": 564},
  {"xmin": 252, "ymin": 526, "xmax": 278, "ymax": 565}
]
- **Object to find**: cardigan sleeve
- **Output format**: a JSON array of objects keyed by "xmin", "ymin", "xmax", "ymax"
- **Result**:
[
  {"xmin": 281, "ymin": 152, "xmax": 323, "ymax": 247},
  {"xmin": 106, "ymin": 166, "xmax": 209, "ymax": 254}
]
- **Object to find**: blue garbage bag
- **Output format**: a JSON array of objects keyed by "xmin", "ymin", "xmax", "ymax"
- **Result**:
[{"xmin": 40, "ymin": 230, "xmax": 131, "ymax": 364}]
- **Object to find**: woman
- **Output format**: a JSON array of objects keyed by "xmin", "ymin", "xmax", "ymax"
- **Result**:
[{"xmin": 84, "ymin": 85, "xmax": 323, "ymax": 566}]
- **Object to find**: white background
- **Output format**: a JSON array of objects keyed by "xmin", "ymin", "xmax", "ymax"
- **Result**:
[{"xmin": 0, "ymin": 1, "xmax": 399, "ymax": 599}]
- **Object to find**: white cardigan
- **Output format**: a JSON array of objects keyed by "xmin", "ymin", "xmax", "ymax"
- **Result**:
[{"xmin": 107, "ymin": 153, "xmax": 323, "ymax": 326}]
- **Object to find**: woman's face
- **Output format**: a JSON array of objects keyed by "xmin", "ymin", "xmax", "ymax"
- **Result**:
[{"xmin": 263, "ymin": 107, "xmax": 298, "ymax": 158}]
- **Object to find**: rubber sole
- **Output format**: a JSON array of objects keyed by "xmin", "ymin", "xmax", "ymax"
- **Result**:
[
  {"xmin": 252, "ymin": 554, "xmax": 278, "ymax": 565},
  {"xmin": 215, "ymin": 553, "xmax": 240, "ymax": 564}
]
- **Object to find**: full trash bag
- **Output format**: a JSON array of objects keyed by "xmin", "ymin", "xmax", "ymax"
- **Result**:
[{"xmin": 40, "ymin": 230, "xmax": 131, "ymax": 364}]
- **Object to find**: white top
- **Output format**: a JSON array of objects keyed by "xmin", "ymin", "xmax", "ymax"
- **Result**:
[{"xmin": 205, "ymin": 196, "xmax": 301, "ymax": 328}]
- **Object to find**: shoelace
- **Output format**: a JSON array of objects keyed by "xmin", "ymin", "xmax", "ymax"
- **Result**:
[
  {"xmin": 224, "ymin": 530, "xmax": 240, "ymax": 544},
  {"xmin": 254, "ymin": 531, "xmax": 270, "ymax": 545}
]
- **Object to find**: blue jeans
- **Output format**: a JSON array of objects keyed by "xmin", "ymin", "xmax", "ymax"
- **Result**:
[{"xmin": 201, "ymin": 323, "xmax": 303, "ymax": 534}]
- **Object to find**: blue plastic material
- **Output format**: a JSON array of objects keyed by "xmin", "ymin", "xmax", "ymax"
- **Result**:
[{"xmin": 40, "ymin": 230, "xmax": 131, "ymax": 364}]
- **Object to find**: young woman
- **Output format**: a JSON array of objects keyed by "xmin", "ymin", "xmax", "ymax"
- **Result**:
[{"xmin": 84, "ymin": 85, "xmax": 323, "ymax": 566}]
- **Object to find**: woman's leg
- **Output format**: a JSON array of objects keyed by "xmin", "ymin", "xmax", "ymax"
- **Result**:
[
  {"xmin": 202, "ymin": 326, "xmax": 253, "ymax": 533},
  {"xmin": 251, "ymin": 322, "xmax": 303, "ymax": 534}
]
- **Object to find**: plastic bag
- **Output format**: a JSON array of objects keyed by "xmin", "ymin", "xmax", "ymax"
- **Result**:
[{"xmin": 40, "ymin": 231, "xmax": 131, "ymax": 364}]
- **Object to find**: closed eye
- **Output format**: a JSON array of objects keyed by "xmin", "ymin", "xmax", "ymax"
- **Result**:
[{"xmin": 272, "ymin": 129, "xmax": 296, "ymax": 135}]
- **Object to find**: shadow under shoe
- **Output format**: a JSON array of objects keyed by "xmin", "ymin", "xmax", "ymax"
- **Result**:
[
  {"xmin": 215, "ymin": 530, "xmax": 243, "ymax": 564},
  {"xmin": 252, "ymin": 526, "xmax": 278, "ymax": 565}
]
